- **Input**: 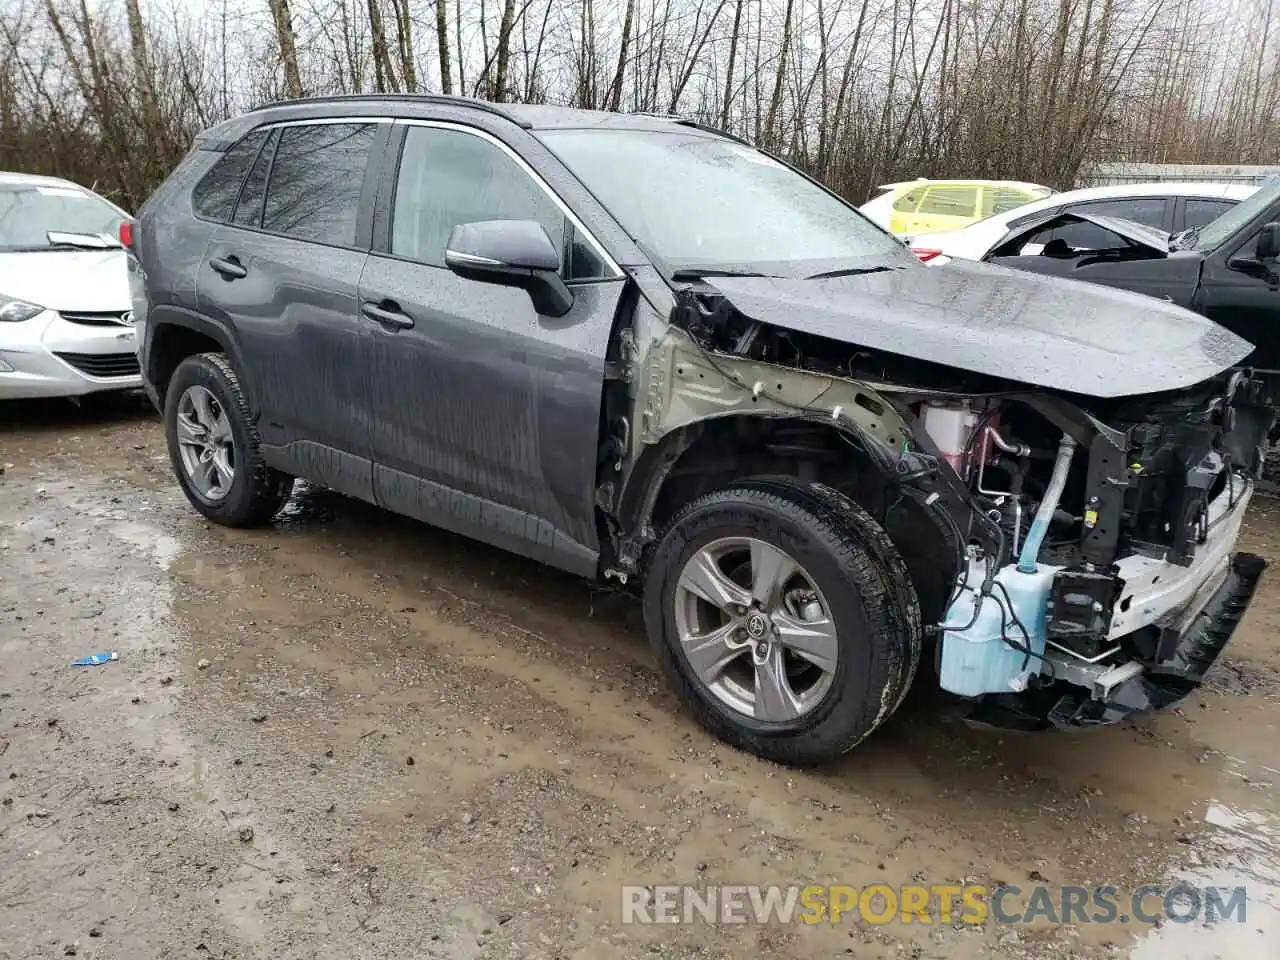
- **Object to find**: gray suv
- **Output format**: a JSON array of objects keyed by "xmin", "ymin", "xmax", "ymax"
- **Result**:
[{"xmin": 129, "ymin": 95, "xmax": 1271, "ymax": 765}]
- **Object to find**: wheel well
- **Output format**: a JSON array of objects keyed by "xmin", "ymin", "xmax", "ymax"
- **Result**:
[
  {"xmin": 149, "ymin": 324, "xmax": 224, "ymax": 407},
  {"xmin": 636, "ymin": 416, "xmax": 959, "ymax": 626}
]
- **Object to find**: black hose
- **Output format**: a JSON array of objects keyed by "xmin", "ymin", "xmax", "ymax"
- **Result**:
[{"xmin": 993, "ymin": 580, "xmax": 1056, "ymax": 680}]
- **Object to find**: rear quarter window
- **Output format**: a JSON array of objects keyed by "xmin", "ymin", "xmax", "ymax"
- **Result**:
[{"xmin": 191, "ymin": 129, "xmax": 270, "ymax": 222}]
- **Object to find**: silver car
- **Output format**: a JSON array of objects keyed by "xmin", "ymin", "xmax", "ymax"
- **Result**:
[{"xmin": 0, "ymin": 172, "xmax": 139, "ymax": 400}]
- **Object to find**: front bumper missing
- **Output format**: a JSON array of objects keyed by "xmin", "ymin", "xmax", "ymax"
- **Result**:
[{"xmin": 968, "ymin": 552, "xmax": 1266, "ymax": 730}]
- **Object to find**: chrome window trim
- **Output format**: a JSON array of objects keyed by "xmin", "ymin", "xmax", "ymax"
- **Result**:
[
  {"xmin": 256, "ymin": 117, "xmax": 393, "ymax": 129},
  {"xmin": 393, "ymin": 118, "xmax": 623, "ymax": 278}
]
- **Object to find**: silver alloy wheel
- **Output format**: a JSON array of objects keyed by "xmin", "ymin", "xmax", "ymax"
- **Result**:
[
  {"xmin": 673, "ymin": 536, "xmax": 838, "ymax": 722},
  {"xmin": 175, "ymin": 385, "xmax": 236, "ymax": 502}
]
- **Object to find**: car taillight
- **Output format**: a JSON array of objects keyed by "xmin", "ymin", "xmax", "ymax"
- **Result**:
[
  {"xmin": 118, "ymin": 220, "xmax": 135, "ymax": 248},
  {"xmin": 912, "ymin": 247, "xmax": 942, "ymax": 262}
]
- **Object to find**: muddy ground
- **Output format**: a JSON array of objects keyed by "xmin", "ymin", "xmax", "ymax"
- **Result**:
[{"xmin": 1, "ymin": 394, "xmax": 1278, "ymax": 960}]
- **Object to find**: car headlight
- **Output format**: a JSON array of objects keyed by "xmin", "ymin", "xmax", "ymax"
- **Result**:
[{"xmin": 0, "ymin": 296, "xmax": 45, "ymax": 323}]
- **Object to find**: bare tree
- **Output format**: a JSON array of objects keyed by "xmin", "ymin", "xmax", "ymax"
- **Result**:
[{"xmin": 3, "ymin": 0, "xmax": 1278, "ymax": 218}]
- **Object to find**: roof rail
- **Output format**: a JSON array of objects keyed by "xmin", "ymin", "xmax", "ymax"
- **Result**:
[
  {"xmin": 246, "ymin": 93, "xmax": 532, "ymax": 129},
  {"xmin": 626, "ymin": 111, "xmax": 753, "ymax": 147}
]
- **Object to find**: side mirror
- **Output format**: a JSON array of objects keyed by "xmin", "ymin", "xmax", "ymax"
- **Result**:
[
  {"xmin": 444, "ymin": 220, "xmax": 573, "ymax": 317},
  {"xmin": 1258, "ymin": 222, "xmax": 1280, "ymax": 262}
]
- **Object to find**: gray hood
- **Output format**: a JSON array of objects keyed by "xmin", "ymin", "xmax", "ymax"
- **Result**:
[{"xmin": 707, "ymin": 259, "xmax": 1250, "ymax": 398}]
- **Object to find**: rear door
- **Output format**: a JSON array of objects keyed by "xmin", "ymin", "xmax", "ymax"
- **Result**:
[
  {"xmin": 359, "ymin": 120, "xmax": 627, "ymax": 574},
  {"xmin": 197, "ymin": 119, "xmax": 387, "ymax": 500}
]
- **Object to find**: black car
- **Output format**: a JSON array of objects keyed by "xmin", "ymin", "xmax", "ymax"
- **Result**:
[
  {"xmin": 125, "ymin": 95, "xmax": 1270, "ymax": 765},
  {"xmin": 984, "ymin": 175, "xmax": 1280, "ymax": 377}
]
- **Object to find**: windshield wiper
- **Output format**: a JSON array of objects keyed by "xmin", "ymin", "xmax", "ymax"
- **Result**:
[
  {"xmin": 804, "ymin": 265, "xmax": 900, "ymax": 280},
  {"xmin": 671, "ymin": 267, "xmax": 777, "ymax": 281},
  {"xmin": 46, "ymin": 231, "xmax": 120, "ymax": 250}
]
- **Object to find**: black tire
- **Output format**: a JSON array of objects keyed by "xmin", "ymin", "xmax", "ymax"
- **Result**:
[
  {"xmin": 164, "ymin": 352, "xmax": 293, "ymax": 527},
  {"xmin": 643, "ymin": 480, "xmax": 923, "ymax": 766}
]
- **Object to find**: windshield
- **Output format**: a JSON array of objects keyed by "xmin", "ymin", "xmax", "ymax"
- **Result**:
[
  {"xmin": 1192, "ymin": 176, "xmax": 1280, "ymax": 252},
  {"xmin": 0, "ymin": 184, "xmax": 125, "ymax": 252},
  {"xmin": 540, "ymin": 129, "xmax": 907, "ymax": 276}
]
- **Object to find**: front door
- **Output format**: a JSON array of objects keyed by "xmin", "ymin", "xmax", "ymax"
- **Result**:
[
  {"xmin": 360, "ymin": 121, "xmax": 626, "ymax": 575},
  {"xmin": 1197, "ymin": 229, "xmax": 1280, "ymax": 372},
  {"xmin": 196, "ymin": 120, "xmax": 384, "ymax": 500}
]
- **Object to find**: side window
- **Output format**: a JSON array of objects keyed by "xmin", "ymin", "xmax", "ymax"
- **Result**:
[
  {"xmin": 1020, "ymin": 220, "xmax": 1133, "ymax": 253},
  {"xmin": 918, "ymin": 186, "xmax": 978, "ymax": 218},
  {"xmin": 1071, "ymin": 197, "xmax": 1168, "ymax": 229},
  {"xmin": 391, "ymin": 125, "xmax": 607, "ymax": 280},
  {"xmin": 892, "ymin": 186, "xmax": 925, "ymax": 213},
  {"xmin": 983, "ymin": 187, "xmax": 1035, "ymax": 217},
  {"xmin": 1185, "ymin": 198, "xmax": 1235, "ymax": 231},
  {"xmin": 232, "ymin": 129, "xmax": 278, "ymax": 228},
  {"xmin": 261, "ymin": 123, "xmax": 377, "ymax": 246},
  {"xmin": 1040, "ymin": 197, "xmax": 1168, "ymax": 250},
  {"xmin": 192, "ymin": 129, "xmax": 270, "ymax": 222}
]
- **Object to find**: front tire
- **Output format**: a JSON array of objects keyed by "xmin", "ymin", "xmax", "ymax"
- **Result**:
[
  {"xmin": 164, "ymin": 352, "xmax": 293, "ymax": 527},
  {"xmin": 643, "ymin": 480, "xmax": 922, "ymax": 766}
]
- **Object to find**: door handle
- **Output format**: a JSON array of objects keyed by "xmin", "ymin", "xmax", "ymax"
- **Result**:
[
  {"xmin": 361, "ymin": 300, "xmax": 415, "ymax": 330},
  {"xmin": 209, "ymin": 256, "xmax": 247, "ymax": 280}
]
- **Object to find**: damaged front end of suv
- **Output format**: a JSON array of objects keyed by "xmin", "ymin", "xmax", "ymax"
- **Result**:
[{"xmin": 610, "ymin": 260, "xmax": 1272, "ymax": 732}]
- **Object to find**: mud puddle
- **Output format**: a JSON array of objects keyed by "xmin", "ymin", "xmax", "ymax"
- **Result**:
[{"xmin": 2, "ymin": 399, "xmax": 1279, "ymax": 958}]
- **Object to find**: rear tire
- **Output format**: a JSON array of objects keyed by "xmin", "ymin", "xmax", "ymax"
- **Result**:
[
  {"xmin": 643, "ymin": 479, "xmax": 922, "ymax": 765},
  {"xmin": 164, "ymin": 352, "xmax": 293, "ymax": 527}
]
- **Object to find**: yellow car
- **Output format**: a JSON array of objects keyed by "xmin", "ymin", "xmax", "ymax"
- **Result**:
[{"xmin": 860, "ymin": 179, "xmax": 1055, "ymax": 236}]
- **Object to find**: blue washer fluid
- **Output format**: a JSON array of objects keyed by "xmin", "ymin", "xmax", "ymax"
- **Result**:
[{"xmin": 939, "ymin": 561, "xmax": 1058, "ymax": 697}]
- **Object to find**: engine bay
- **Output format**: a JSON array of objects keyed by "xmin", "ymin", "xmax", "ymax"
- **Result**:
[{"xmin": 671, "ymin": 281, "xmax": 1274, "ymax": 728}]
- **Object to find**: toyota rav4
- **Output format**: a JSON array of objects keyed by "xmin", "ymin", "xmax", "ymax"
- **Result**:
[{"xmin": 127, "ymin": 95, "xmax": 1272, "ymax": 765}]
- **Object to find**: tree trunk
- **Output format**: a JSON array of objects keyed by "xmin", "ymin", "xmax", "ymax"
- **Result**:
[
  {"xmin": 368, "ymin": 0, "xmax": 397, "ymax": 92},
  {"xmin": 390, "ymin": 0, "xmax": 415, "ymax": 91},
  {"xmin": 764, "ymin": 0, "xmax": 795, "ymax": 145},
  {"xmin": 492, "ymin": 0, "xmax": 516, "ymax": 101},
  {"xmin": 719, "ymin": 0, "xmax": 743, "ymax": 128},
  {"xmin": 436, "ymin": 0, "xmax": 452, "ymax": 94},
  {"xmin": 455, "ymin": 0, "xmax": 466, "ymax": 95},
  {"xmin": 267, "ymin": 0, "xmax": 304, "ymax": 99},
  {"xmin": 605, "ymin": 0, "xmax": 635, "ymax": 112}
]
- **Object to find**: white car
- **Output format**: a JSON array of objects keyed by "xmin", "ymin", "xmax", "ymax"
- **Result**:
[
  {"xmin": 0, "ymin": 172, "xmax": 139, "ymax": 400},
  {"xmin": 908, "ymin": 181, "xmax": 1258, "ymax": 264}
]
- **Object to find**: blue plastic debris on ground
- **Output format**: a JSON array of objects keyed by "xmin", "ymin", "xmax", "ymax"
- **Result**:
[{"xmin": 71, "ymin": 652, "xmax": 119, "ymax": 667}]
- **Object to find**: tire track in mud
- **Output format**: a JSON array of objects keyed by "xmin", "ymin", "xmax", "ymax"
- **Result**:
[{"xmin": 5, "ymin": 413, "xmax": 1280, "ymax": 958}]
